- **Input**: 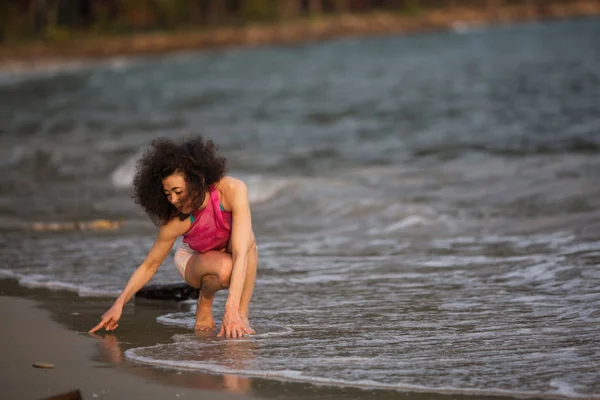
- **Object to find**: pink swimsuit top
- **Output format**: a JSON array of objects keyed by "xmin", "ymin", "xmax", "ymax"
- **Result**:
[{"xmin": 182, "ymin": 185, "xmax": 232, "ymax": 253}]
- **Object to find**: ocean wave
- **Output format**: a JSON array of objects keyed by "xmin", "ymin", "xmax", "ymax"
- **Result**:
[
  {"xmin": 0, "ymin": 269, "xmax": 120, "ymax": 297},
  {"xmin": 412, "ymin": 138, "xmax": 600, "ymax": 159},
  {"xmin": 111, "ymin": 154, "xmax": 293, "ymax": 205},
  {"xmin": 432, "ymin": 232, "xmax": 576, "ymax": 249},
  {"xmin": 0, "ymin": 57, "xmax": 137, "ymax": 87},
  {"xmin": 20, "ymin": 276, "xmax": 120, "ymax": 297},
  {"xmin": 110, "ymin": 152, "xmax": 142, "ymax": 188}
]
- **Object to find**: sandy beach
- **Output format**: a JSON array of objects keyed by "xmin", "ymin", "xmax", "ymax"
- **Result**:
[{"xmin": 0, "ymin": 293, "xmax": 257, "ymax": 400}]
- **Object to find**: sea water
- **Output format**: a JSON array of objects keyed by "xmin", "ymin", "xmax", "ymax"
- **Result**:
[{"xmin": 1, "ymin": 17, "xmax": 599, "ymax": 399}]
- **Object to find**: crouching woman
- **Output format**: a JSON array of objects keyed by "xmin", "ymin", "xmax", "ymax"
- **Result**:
[{"xmin": 90, "ymin": 137, "xmax": 257, "ymax": 339}]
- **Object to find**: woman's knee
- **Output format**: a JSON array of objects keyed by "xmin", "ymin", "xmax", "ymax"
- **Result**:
[
  {"xmin": 201, "ymin": 274, "xmax": 220, "ymax": 290},
  {"xmin": 216, "ymin": 256, "xmax": 232, "ymax": 288}
]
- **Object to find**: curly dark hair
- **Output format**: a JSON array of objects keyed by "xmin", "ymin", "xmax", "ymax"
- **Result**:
[{"xmin": 133, "ymin": 137, "xmax": 228, "ymax": 226}]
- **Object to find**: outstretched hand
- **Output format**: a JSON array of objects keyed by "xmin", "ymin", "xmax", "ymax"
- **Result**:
[
  {"xmin": 89, "ymin": 303, "xmax": 122, "ymax": 333},
  {"xmin": 218, "ymin": 309, "xmax": 252, "ymax": 339}
]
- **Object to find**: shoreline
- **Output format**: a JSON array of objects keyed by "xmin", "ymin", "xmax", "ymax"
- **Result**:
[
  {"xmin": 1, "ymin": 1, "xmax": 600, "ymax": 70},
  {"xmin": 0, "ymin": 277, "xmax": 544, "ymax": 400}
]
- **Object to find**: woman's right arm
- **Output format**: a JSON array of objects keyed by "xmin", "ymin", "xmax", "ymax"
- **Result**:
[{"xmin": 89, "ymin": 224, "xmax": 178, "ymax": 333}]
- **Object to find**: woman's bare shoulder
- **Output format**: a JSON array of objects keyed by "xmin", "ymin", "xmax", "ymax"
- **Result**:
[
  {"xmin": 216, "ymin": 176, "xmax": 248, "ymax": 209},
  {"xmin": 218, "ymin": 176, "xmax": 247, "ymax": 191}
]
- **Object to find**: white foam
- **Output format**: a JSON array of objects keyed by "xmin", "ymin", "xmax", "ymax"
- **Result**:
[
  {"xmin": 19, "ymin": 275, "xmax": 86, "ymax": 292},
  {"xmin": 0, "ymin": 268, "xmax": 20, "ymax": 279},
  {"xmin": 383, "ymin": 215, "xmax": 431, "ymax": 232},
  {"xmin": 418, "ymin": 255, "xmax": 541, "ymax": 268},
  {"xmin": 78, "ymin": 287, "xmax": 121, "ymax": 297},
  {"xmin": 233, "ymin": 174, "xmax": 292, "ymax": 204},
  {"xmin": 438, "ymin": 301, "xmax": 482, "ymax": 311},
  {"xmin": 0, "ymin": 60, "xmax": 88, "ymax": 85},
  {"xmin": 0, "ymin": 271, "xmax": 118, "ymax": 297},
  {"xmin": 559, "ymin": 242, "xmax": 600, "ymax": 256},
  {"xmin": 287, "ymin": 273, "xmax": 347, "ymax": 284},
  {"xmin": 508, "ymin": 295, "xmax": 552, "ymax": 304},
  {"xmin": 155, "ymin": 313, "xmax": 295, "ymax": 337},
  {"xmin": 500, "ymin": 262, "xmax": 558, "ymax": 282},
  {"xmin": 550, "ymin": 379, "xmax": 581, "ymax": 397},
  {"xmin": 126, "ymin": 346, "xmax": 305, "ymax": 381},
  {"xmin": 110, "ymin": 152, "xmax": 141, "ymax": 188},
  {"xmin": 251, "ymin": 325, "xmax": 294, "ymax": 338},
  {"xmin": 125, "ymin": 344, "xmax": 595, "ymax": 399},
  {"xmin": 156, "ymin": 312, "xmax": 194, "ymax": 329},
  {"xmin": 433, "ymin": 232, "xmax": 575, "ymax": 249},
  {"xmin": 0, "ymin": 56, "xmax": 138, "ymax": 86}
]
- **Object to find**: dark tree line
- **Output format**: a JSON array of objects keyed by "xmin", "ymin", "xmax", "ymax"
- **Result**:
[{"xmin": 0, "ymin": 0, "xmax": 568, "ymax": 41}]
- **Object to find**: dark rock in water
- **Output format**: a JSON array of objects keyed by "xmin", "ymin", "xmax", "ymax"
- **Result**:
[{"xmin": 135, "ymin": 282, "xmax": 199, "ymax": 301}]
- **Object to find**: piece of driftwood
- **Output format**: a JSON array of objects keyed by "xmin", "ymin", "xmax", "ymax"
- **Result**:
[
  {"xmin": 32, "ymin": 219, "xmax": 124, "ymax": 231},
  {"xmin": 135, "ymin": 282, "xmax": 199, "ymax": 301},
  {"xmin": 42, "ymin": 390, "xmax": 83, "ymax": 400},
  {"xmin": 32, "ymin": 361, "xmax": 54, "ymax": 368}
]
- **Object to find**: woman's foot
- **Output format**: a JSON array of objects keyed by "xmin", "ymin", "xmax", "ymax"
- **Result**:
[
  {"xmin": 240, "ymin": 314, "xmax": 256, "ymax": 334},
  {"xmin": 195, "ymin": 315, "xmax": 216, "ymax": 331},
  {"xmin": 195, "ymin": 297, "xmax": 217, "ymax": 331}
]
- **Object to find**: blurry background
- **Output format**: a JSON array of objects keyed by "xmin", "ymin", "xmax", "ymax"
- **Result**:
[
  {"xmin": 2, "ymin": 1, "xmax": 587, "ymax": 37},
  {"xmin": 2, "ymin": 1, "xmax": 600, "ymax": 60},
  {"xmin": 1, "ymin": 1, "xmax": 599, "ymax": 399}
]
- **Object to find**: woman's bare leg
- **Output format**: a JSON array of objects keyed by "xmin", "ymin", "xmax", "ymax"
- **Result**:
[
  {"xmin": 186, "ymin": 233, "xmax": 258, "ymax": 333},
  {"xmin": 239, "ymin": 243, "xmax": 258, "ymax": 333},
  {"xmin": 185, "ymin": 250, "xmax": 232, "ymax": 331}
]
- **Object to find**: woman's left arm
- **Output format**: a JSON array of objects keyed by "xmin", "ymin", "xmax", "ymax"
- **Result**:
[{"xmin": 219, "ymin": 179, "xmax": 253, "ymax": 338}]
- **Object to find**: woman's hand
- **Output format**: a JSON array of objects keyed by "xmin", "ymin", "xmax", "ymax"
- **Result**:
[
  {"xmin": 89, "ymin": 302, "xmax": 123, "ymax": 333},
  {"xmin": 218, "ymin": 308, "xmax": 252, "ymax": 339}
]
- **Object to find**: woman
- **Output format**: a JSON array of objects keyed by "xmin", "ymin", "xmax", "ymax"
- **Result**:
[{"xmin": 89, "ymin": 137, "xmax": 257, "ymax": 339}]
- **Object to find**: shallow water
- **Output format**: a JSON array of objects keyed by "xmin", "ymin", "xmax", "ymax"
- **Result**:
[{"xmin": 1, "ymin": 17, "xmax": 599, "ymax": 399}]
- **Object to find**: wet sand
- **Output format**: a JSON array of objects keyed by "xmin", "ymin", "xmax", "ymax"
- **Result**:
[{"xmin": 0, "ymin": 294, "xmax": 257, "ymax": 400}]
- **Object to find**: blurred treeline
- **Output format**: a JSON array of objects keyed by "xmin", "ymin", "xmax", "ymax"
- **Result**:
[{"xmin": 0, "ymin": 0, "xmax": 570, "ymax": 42}]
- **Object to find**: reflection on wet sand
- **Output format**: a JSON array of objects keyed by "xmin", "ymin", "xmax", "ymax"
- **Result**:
[{"xmin": 90, "ymin": 331, "xmax": 254, "ymax": 396}]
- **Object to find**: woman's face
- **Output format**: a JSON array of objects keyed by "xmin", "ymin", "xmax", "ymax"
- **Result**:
[{"xmin": 162, "ymin": 172, "xmax": 191, "ymax": 214}]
